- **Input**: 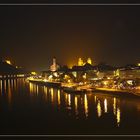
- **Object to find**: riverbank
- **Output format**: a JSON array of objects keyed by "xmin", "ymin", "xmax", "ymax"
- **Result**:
[{"xmin": 93, "ymin": 87, "xmax": 140, "ymax": 98}]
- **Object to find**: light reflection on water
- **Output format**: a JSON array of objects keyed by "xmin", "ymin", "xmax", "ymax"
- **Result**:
[{"xmin": 1, "ymin": 79, "xmax": 140, "ymax": 134}]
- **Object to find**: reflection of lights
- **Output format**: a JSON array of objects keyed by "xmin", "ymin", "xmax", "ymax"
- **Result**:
[
  {"xmin": 4, "ymin": 80, "xmax": 6, "ymax": 91},
  {"xmin": 0, "ymin": 80, "xmax": 2, "ymax": 95},
  {"xmin": 44, "ymin": 86, "xmax": 47, "ymax": 95},
  {"xmin": 65, "ymin": 94, "xmax": 68, "ymax": 105},
  {"xmin": 104, "ymin": 99, "xmax": 108, "ymax": 113},
  {"xmin": 75, "ymin": 96, "xmax": 78, "ymax": 115},
  {"xmin": 117, "ymin": 108, "xmax": 121, "ymax": 127},
  {"xmin": 84, "ymin": 94, "xmax": 88, "ymax": 118},
  {"xmin": 58, "ymin": 90, "xmax": 61, "ymax": 106},
  {"xmin": 36, "ymin": 85, "xmax": 38, "ymax": 95},
  {"xmin": 113, "ymin": 98, "xmax": 116, "ymax": 115},
  {"xmin": 50, "ymin": 88, "xmax": 54, "ymax": 102},
  {"xmin": 29, "ymin": 83, "xmax": 33, "ymax": 93},
  {"xmin": 68, "ymin": 94, "xmax": 71, "ymax": 106},
  {"xmin": 94, "ymin": 96, "xmax": 97, "ymax": 103},
  {"xmin": 97, "ymin": 100, "xmax": 102, "ymax": 117},
  {"xmin": 8, "ymin": 80, "xmax": 12, "ymax": 106}
]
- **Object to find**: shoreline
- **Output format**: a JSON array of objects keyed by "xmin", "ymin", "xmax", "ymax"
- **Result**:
[{"xmin": 93, "ymin": 88, "xmax": 140, "ymax": 98}]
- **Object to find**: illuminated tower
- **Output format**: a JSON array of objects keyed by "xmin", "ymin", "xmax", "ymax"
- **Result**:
[
  {"xmin": 78, "ymin": 58, "xmax": 84, "ymax": 66},
  {"xmin": 50, "ymin": 57, "xmax": 59, "ymax": 71},
  {"xmin": 87, "ymin": 58, "xmax": 92, "ymax": 65}
]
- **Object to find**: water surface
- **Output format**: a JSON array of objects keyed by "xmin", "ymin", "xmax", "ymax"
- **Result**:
[{"xmin": 0, "ymin": 78, "xmax": 140, "ymax": 135}]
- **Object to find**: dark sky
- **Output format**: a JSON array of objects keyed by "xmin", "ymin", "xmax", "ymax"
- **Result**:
[{"xmin": 0, "ymin": 5, "xmax": 140, "ymax": 71}]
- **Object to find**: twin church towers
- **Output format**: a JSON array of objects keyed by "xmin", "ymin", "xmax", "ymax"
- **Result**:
[
  {"xmin": 50, "ymin": 57, "xmax": 93, "ymax": 72},
  {"xmin": 78, "ymin": 57, "xmax": 92, "ymax": 66}
]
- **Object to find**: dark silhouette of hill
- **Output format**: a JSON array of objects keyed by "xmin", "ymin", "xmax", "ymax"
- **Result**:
[{"xmin": 0, "ymin": 61, "xmax": 30, "ymax": 75}]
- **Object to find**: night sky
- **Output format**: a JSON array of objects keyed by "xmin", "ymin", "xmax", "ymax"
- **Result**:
[{"xmin": 0, "ymin": 5, "xmax": 140, "ymax": 71}]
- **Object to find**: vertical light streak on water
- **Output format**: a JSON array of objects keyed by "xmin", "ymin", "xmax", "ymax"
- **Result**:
[
  {"xmin": 104, "ymin": 99, "xmax": 108, "ymax": 113},
  {"xmin": 94, "ymin": 96, "xmax": 97, "ymax": 103},
  {"xmin": 117, "ymin": 107, "xmax": 121, "ymax": 127},
  {"xmin": 0, "ymin": 80, "xmax": 2, "ymax": 95},
  {"xmin": 97, "ymin": 100, "xmax": 102, "ymax": 117},
  {"xmin": 7, "ymin": 80, "xmax": 12, "ymax": 106},
  {"xmin": 68, "ymin": 94, "xmax": 71, "ymax": 107},
  {"xmin": 84, "ymin": 94, "xmax": 88, "ymax": 118},
  {"xmin": 57, "ymin": 89, "xmax": 61, "ymax": 106},
  {"xmin": 29, "ymin": 83, "xmax": 34, "ymax": 94},
  {"xmin": 75, "ymin": 96, "xmax": 78, "ymax": 116},
  {"xmin": 113, "ymin": 98, "xmax": 117, "ymax": 115}
]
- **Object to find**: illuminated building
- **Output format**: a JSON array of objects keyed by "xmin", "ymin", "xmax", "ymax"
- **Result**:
[
  {"xmin": 50, "ymin": 57, "xmax": 60, "ymax": 72},
  {"xmin": 78, "ymin": 58, "xmax": 84, "ymax": 66},
  {"xmin": 5, "ymin": 60, "xmax": 12, "ymax": 65},
  {"xmin": 31, "ymin": 72, "xmax": 37, "ymax": 75},
  {"xmin": 114, "ymin": 69, "xmax": 120, "ymax": 77},
  {"xmin": 87, "ymin": 58, "xmax": 92, "ymax": 65}
]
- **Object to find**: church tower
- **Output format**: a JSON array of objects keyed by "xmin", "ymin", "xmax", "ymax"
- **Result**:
[
  {"xmin": 78, "ymin": 58, "xmax": 84, "ymax": 66},
  {"xmin": 87, "ymin": 58, "xmax": 92, "ymax": 65},
  {"xmin": 50, "ymin": 57, "xmax": 59, "ymax": 71}
]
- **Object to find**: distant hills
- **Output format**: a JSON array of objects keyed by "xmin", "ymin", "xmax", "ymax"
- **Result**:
[{"xmin": 0, "ymin": 61, "xmax": 30, "ymax": 75}]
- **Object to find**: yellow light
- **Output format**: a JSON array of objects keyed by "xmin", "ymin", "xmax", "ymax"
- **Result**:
[
  {"xmin": 104, "ymin": 99, "xmax": 108, "ymax": 113},
  {"xmin": 43, "ymin": 79, "xmax": 47, "ymax": 82},
  {"xmin": 58, "ymin": 90, "xmax": 61, "ymax": 106},
  {"xmin": 54, "ymin": 72, "xmax": 58, "ymax": 77},
  {"xmin": 138, "ymin": 63, "xmax": 140, "ymax": 66},
  {"xmin": 48, "ymin": 75, "xmax": 53, "ymax": 81},
  {"xmin": 8, "ymin": 80, "xmax": 12, "ymax": 106},
  {"xmin": 87, "ymin": 58, "xmax": 92, "ymax": 65},
  {"xmin": 68, "ymin": 94, "xmax": 71, "ymax": 106},
  {"xmin": 75, "ymin": 96, "xmax": 78, "ymax": 115},
  {"xmin": 117, "ymin": 108, "xmax": 121, "ymax": 127},
  {"xmin": 103, "ymin": 81, "xmax": 108, "ymax": 86},
  {"xmin": 97, "ymin": 100, "xmax": 102, "ymax": 117},
  {"xmin": 78, "ymin": 58, "xmax": 84, "ymax": 66},
  {"xmin": 31, "ymin": 72, "xmax": 37, "ymax": 75},
  {"xmin": 113, "ymin": 98, "xmax": 116, "ymax": 115},
  {"xmin": 29, "ymin": 83, "xmax": 34, "ymax": 94},
  {"xmin": 82, "ymin": 73, "xmax": 87, "ymax": 79},
  {"xmin": 50, "ymin": 88, "xmax": 54, "ymax": 103},
  {"xmin": 44, "ymin": 86, "xmax": 47, "ymax": 95},
  {"xmin": 5, "ymin": 60, "xmax": 12, "ymax": 65},
  {"xmin": 114, "ymin": 69, "xmax": 120, "ymax": 77},
  {"xmin": 84, "ymin": 94, "xmax": 88, "ymax": 117},
  {"xmin": 94, "ymin": 96, "xmax": 97, "ymax": 103}
]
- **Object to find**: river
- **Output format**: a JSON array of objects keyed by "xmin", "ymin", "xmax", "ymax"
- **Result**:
[{"xmin": 0, "ymin": 78, "xmax": 140, "ymax": 135}]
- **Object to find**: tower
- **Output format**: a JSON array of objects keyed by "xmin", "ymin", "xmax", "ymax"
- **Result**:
[
  {"xmin": 87, "ymin": 58, "xmax": 92, "ymax": 65},
  {"xmin": 50, "ymin": 57, "xmax": 59, "ymax": 72},
  {"xmin": 53, "ymin": 57, "xmax": 56, "ymax": 65},
  {"xmin": 78, "ymin": 58, "xmax": 84, "ymax": 66}
]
